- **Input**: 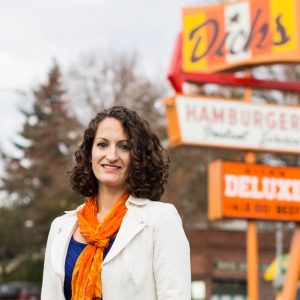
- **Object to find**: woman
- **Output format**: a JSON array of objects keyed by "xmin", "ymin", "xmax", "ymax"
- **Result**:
[{"xmin": 41, "ymin": 106, "xmax": 191, "ymax": 300}]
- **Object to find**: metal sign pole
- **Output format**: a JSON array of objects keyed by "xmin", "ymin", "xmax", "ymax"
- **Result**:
[
  {"xmin": 245, "ymin": 151, "xmax": 259, "ymax": 300},
  {"xmin": 244, "ymin": 80, "xmax": 259, "ymax": 299},
  {"xmin": 247, "ymin": 220, "xmax": 259, "ymax": 300},
  {"xmin": 281, "ymin": 224, "xmax": 300, "ymax": 299}
]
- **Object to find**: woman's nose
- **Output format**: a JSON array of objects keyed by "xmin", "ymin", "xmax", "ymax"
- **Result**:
[{"xmin": 106, "ymin": 146, "xmax": 118, "ymax": 161}]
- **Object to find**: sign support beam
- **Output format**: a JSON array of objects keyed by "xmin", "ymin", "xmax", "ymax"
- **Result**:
[
  {"xmin": 247, "ymin": 221, "xmax": 259, "ymax": 300},
  {"xmin": 281, "ymin": 224, "xmax": 300, "ymax": 300},
  {"xmin": 245, "ymin": 151, "xmax": 259, "ymax": 300}
]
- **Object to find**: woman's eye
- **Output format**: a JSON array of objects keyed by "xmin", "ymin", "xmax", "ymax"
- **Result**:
[
  {"xmin": 119, "ymin": 144, "xmax": 130, "ymax": 151},
  {"xmin": 97, "ymin": 142, "xmax": 107, "ymax": 148}
]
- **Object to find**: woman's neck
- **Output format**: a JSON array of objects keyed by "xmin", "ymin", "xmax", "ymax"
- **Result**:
[{"xmin": 96, "ymin": 186, "xmax": 126, "ymax": 219}]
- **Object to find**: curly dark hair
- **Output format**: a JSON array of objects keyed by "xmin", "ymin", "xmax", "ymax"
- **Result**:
[{"xmin": 69, "ymin": 106, "xmax": 169, "ymax": 201}]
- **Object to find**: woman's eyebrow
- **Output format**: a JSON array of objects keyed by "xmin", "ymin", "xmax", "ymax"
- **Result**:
[
  {"xmin": 95, "ymin": 137, "xmax": 128, "ymax": 143},
  {"xmin": 95, "ymin": 137, "xmax": 108, "ymax": 141},
  {"xmin": 117, "ymin": 140, "xmax": 128, "ymax": 143}
]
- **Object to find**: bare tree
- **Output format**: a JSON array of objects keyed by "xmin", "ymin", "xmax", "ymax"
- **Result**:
[{"xmin": 65, "ymin": 51, "xmax": 167, "ymax": 134}]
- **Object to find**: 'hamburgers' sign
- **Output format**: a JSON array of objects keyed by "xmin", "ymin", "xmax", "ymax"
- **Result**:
[{"xmin": 165, "ymin": 95, "xmax": 300, "ymax": 154}]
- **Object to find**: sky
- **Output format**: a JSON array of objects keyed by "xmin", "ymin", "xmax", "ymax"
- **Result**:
[{"xmin": 0, "ymin": 0, "xmax": 211, "ymax": 155}]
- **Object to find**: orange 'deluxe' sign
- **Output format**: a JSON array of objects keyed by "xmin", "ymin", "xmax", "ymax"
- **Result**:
[
  {"xmin": 209, "ymin": 160, "xmax": 300, "ymax": 221},
  {"xmin": 224, "ymin": 174, "xmax": 300, "ymax": 201}
]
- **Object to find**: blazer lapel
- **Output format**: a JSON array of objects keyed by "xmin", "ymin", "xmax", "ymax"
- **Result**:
[
  {"xmin": 49, "ymin": 197, "xmax": 149, "ymax": 269},
  {"xmin": 102, "ymin": 198, "xmax": 148, "ymax": 265},
  {"xmin": 50, "ymin": 212, "xmax": 78, "ymax": 275}
]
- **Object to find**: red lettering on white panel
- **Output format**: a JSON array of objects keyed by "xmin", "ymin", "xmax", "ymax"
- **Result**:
[
  {"xmin": 199, "ymin": 107, "xmax": 210, "ymax": 122},
  {"xmin": 253, "ymin": 111, "xmax": 262, "ymax": 128},
  {"xmin": 212, "ymin": 108, "xmax": 224, "ymax": 122},
  {"xmin": 279, "ymin": 113, "xmax": 287, "ymax": 131},
  {"xmin": 186, "ymin": 104, "xmax": 198, "ymax": 121},
  {"xmin": 240, "ymin": 110, "xmax": 251, "ymax": 127},
  {"xmin": 265, "ymin": 112, "xmax": 276, "ymax": 129},
  {"xmin": 291, "ymin": 114, "xmax": 299, "ymax": 130},
  {"xmin": 228, "ymin": 108, "xmax": 238, "ymax": 125}
]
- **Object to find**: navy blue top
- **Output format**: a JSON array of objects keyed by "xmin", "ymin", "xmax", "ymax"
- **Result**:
[{"xmin": 63, "ymin": 235, "xmax": 116, "ymax": 300}]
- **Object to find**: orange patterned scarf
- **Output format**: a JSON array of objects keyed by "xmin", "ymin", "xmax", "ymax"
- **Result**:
[{"xmin": 71, "ymin": 192, "xmax": 129, "ymax": 300}]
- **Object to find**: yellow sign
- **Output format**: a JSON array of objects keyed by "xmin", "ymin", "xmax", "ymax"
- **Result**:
[
  {"xmin": 264, "ymin": 254, "xmax": 288, "ymax": 281},
  {"xmin": 183, "ymin": 0, "xmax": 300, "ymax": 73}
]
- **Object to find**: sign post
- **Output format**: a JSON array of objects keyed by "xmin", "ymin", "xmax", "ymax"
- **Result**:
[
  {"xmin": 245, "ymin": 77, "xmax": 259, "ymax": 300},
  {"xmin": 281, "ymin": 225, "xmax": 300, "ymax": 299},
  {"xmin": 247, "ymin": 220, "xmax": 259, "ymax": 300}
]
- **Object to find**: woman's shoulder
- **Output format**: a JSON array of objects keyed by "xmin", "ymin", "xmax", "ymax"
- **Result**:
[
  {"xmin": 128, "ymin": 196, "xmax": 181, "ymax": 226},
  {"xmin": 147, "ymin": 201, "xmax": 181, "ymax": 222},
  {"xmin": 50, "ymin": 203, "xmax": 84, "ymax": 228},
  {"xmin": 128, "ymin": 195, "xmax": 177, "ymax": 212},
  {"xmin": 146, "ymin": 200, "xmax": 177, "ymax": 213}
]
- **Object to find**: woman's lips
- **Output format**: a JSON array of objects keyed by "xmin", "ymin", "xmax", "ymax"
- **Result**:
[{"xmin": 101, "ymin": 164, "xmax": 121, "ymax": 171}]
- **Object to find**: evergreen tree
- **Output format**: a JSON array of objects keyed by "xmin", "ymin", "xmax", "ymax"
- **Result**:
[{"xmin": 1, "ymin": 63, "xmax": 83, "ymax": 250}]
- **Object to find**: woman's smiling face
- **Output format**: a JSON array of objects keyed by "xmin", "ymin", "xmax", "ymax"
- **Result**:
[{"xmin": 91, "ymin": 117, "xmax": 131, "ymax": 191}]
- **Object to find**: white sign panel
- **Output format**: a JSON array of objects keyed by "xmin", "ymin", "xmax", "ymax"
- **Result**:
[{"xmin": 175, "ymin": 95, "xmax": 300, "ymax": 153}]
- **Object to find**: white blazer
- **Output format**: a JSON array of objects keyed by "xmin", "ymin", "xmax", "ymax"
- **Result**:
[{"xmin": 41, "ymin": 195, "xmax": 191, "ymax": 300}]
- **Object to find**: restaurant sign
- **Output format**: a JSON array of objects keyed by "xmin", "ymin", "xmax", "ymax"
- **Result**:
[
  {"xmin": 165, "ymin": 95, "xmax": 300, "ymax": 154},
  {"xmin": 209, "ymin": 161, "xmax": 300, "ymax": 221},
  {"xmin": 183, "ymin": 0, "xmax": 300, "ymax": 73}
]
